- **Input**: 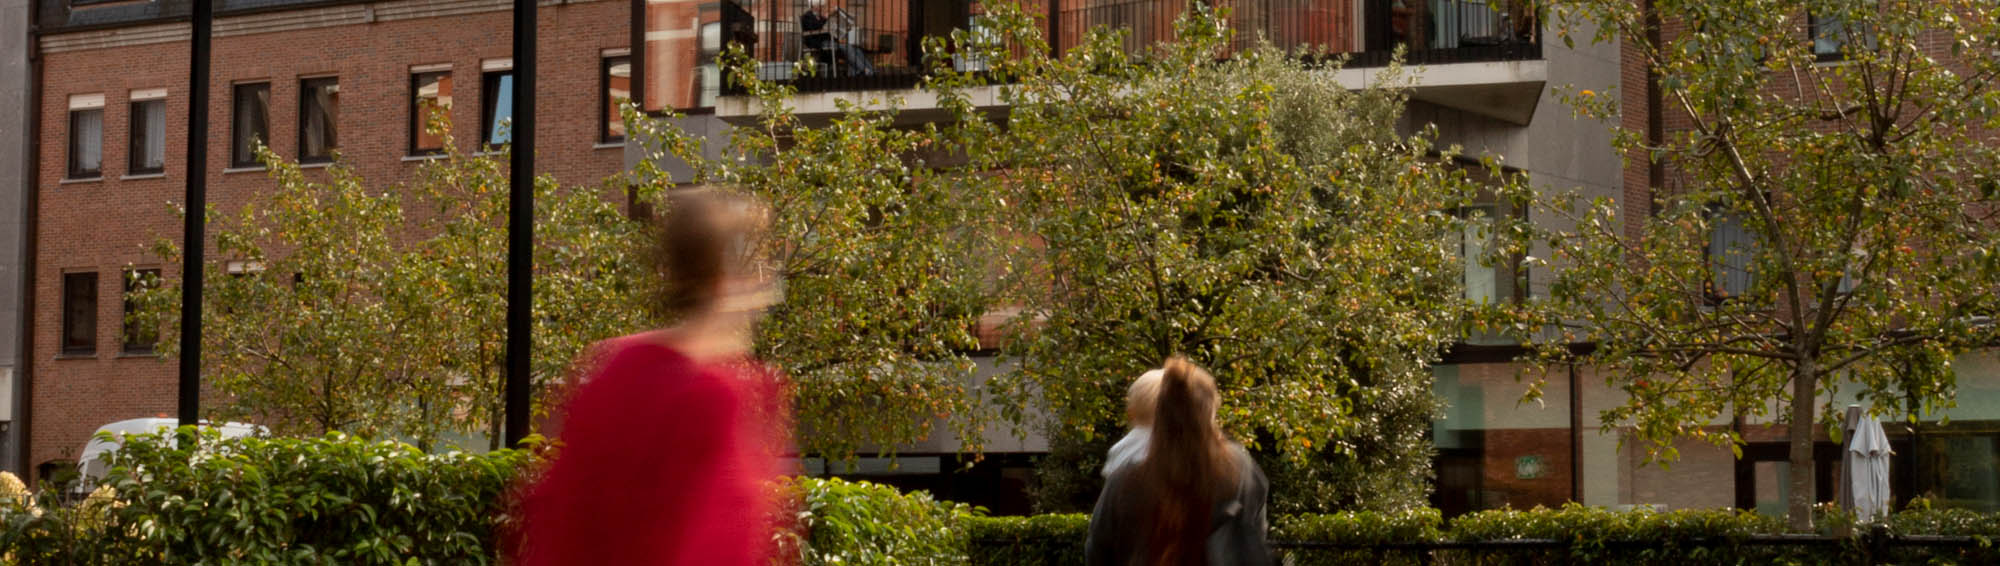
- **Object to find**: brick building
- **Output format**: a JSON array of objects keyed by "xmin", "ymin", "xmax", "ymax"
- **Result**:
[
  {"xmin": 12, "ymin": 0, "xmax": 634, "ymax": 480},
  {"xmin": 640, "ymin": 0, "xmax": 2000, "ymax": 517}
]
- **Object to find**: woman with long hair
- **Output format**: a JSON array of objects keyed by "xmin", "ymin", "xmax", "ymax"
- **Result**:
[
  {"xmin": 1087, "ymin": 356, "xmax": 1270, "ymax": 566},
  {"xmin": 511, "ymin": 187, "xmax": 790, "ymax": 565}
]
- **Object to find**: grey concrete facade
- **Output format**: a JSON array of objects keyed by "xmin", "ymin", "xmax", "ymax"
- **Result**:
[{"xmin": 2, "ymin": 0, "xmax": 33, "ymax": 474}]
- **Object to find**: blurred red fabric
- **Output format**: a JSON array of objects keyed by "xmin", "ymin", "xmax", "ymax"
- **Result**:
[{"xmin": 512, "ymin": 335, "xmax": 788, "ymax": 565}]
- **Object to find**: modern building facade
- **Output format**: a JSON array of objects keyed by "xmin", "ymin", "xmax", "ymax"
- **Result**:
[
  {"xmin": 14, "ymin": 0, "xmax": 633, "ymax": 479},
  {"xmin": 643, "ymin": 0, "xmax": 2000, "ymax": 517}
]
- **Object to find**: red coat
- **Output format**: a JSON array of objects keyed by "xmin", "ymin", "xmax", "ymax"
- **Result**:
[{"xmin": 513, "ymin": 335, "xmax": 788, "ymax": 565}]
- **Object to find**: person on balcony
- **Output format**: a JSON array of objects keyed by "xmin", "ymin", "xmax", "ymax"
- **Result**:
[{"xmin": 802, "ymin": 0, "xmax": 876, "ymax": 77}]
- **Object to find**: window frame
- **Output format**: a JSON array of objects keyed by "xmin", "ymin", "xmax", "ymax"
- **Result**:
[
  {"xmin": 230, "ymin": 82, "xmax": 272, "ymax": 169},
  {"xmin": 1705, "ymin": 209, "xmax": 1758, "ymax": 303},
  {"xmin": 1808, "ymin": 10, "xmax": 1877, "ymax": 63},
  {"xmin": 61, "ymin": 271, "xmax": 99, "ymax": 357},
  {"xmin": 122, "ymin": 268, "xmax": 161, "ymax": 355},
  {"xmin": 409, "ymin": 70, "xmax": 453, "ymax": 156},
  {"xmin": 601, "ymin": 54, "xmax": 632, "ymax": 144},
  {"xmin": 127, "ymin": 96, "xmax": 167, "ymax": 175},
  {"xmin": 298, "ymin": 76, "xmax": 339, "ymax": 164},
  {"xmin": 480, "ymin": 69, "xmax": 516, "ymax": 147},
  {"xmin": 67, "ymin": 96, "xmax": 104, "ymax": 179}
]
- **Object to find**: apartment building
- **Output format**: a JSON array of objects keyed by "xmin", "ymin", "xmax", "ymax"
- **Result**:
[
  {"xmin": 637, "ymin": 0, "xmax": 1630, "ymax": 514},
  {"xmin": 14, "ymin": 0, "xmax": 633, "ymax": 480},
  {"xmin": 642, "ymin": 0, "xmax": 2000, "ymax": 517}
]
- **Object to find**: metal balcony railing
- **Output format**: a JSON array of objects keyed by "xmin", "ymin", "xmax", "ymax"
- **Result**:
[{"xmin": 714, "ymin": 0, "xmax": 1540, "ymax": 96}]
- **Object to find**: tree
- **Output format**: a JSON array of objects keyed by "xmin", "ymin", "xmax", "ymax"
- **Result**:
[
  {"xmin": 626, "ymin": 71, "xmax": 1001, "ymax": 461},
  {"xmin": 1520, "ymin": 0, "xmax": 2000, "ymax": 529},
  {"xmin": 131, "ymin": 135, "xmax": 653, "ymax": 449},
  {"xmin": 932, "ymin": 3, "xmax": 1494, "ymax": 513}
]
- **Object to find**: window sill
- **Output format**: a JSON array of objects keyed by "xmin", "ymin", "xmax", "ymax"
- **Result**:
[
  {"xmin": 118, "ymin": 351, "xmax": 160, "ymax": 359},
  {"xmin": 53, "ymin": 353, "xmax": 98, "ymax": 360},
  {"xmin": 594, "ymin": 141, "xmax": 626, "ymax": 150},
  {"xmin": 59, "ymin": 176, "xmax": 103, "ymax": 184},
  {"xmin": 402, "ymin": 153, "xmax": 447, "ymax": 162},
  {"xmin": 121, "ymin": 172, "xmax": 166, "ymax": 180},
  {"xmin": 299, "ymin": 161, "xmax": 332, "ymax": 169},
  {"xmin": 222, "ymin": 166, "xmax": 267, "ymax": 174}
]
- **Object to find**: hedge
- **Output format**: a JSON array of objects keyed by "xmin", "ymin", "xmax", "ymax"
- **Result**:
[
  {"xmin": 7, "ymin": 431, "xmax": 2000, "ymax": 565},
  {"xmin": 1, "ymin": 427, "xmax": 530, "ymax": 564},
  {"xmin": 775, "ymin": 476, "xmax": 975, "ymax": 565}
]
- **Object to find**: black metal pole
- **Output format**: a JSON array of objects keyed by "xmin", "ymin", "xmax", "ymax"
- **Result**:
[
  {"xmin": 180, "ymin": 0, "xmax": 212, "ymax": 427},
  {"xmin": 504, "ymin": 0, "xmax": 536, "ymax": 448}
]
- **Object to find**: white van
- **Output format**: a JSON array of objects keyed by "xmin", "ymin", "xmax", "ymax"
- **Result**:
[{"xmin": 73, "ymin": 418, "xmax": 265, "ymax": 494}]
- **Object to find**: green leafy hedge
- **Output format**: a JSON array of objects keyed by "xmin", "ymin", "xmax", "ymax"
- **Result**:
[
  {"xmin": 774, "ymin": 476, "xmax": 976, "ymax": 565},
  {"xmin": 965, "ymin": 513, "xmax": 1089, "ymax": 566},
  {"xmin": 12, "ymin": 435, "xmax": 2000, "ymax": 565},
  {"xmin": 1, "ymin": 427, "xmax": 531, "ymax": 565}
]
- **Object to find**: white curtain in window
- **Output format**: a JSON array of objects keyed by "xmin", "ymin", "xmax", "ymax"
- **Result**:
[
  {"xmin": 1460, "ymin": 211, "xmax": 1497, "ymax": 304},
  {"xmin": 304, "ymin": 83, "xmax": 339, "ymax": 158},
  {"xmin": 1709, "ymin": 213, "xmax": 1755, "ymax": 297},
  {"xmin": 142, "ymin": 102, "xmax": 166, "ymax": 169},
  {"xmin": 1814, "ymin": 16, "xmax": 1845, "ymax": 55},
  {"xmin": 72, "ymin": 109, "xmax": 103, "ymax": 175}
]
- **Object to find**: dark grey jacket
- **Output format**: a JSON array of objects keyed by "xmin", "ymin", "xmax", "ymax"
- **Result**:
[{"xmin": 1085, "ymin": 443, "xmax": 1271, "ymax": 566}]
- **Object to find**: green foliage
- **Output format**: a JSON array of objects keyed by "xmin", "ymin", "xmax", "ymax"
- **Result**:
[
  {"xmin": 0, "ymin": 428, "xmax": 531, "ymax": 564},
  {"xmin": 130, "ymin": 133, "xmax": 651, "ymax": 449},
  {"xmin": 772, "ymin": 476, "xmax": 978, "ymax": 565},
  {"xmin": 1521, "ymin": 0, "xmax": 2000, "ymax": 528},
  {"xmin": 627, "ymin": 71, "xmax": 999, "ymax": 461},
  {"xmin": 1272, "ymin": 509, "xmax": 1444, "ymax": 566},
  {"xmin": 947, "ymin": 2, "xmax": 1486, "ymax": 514},
  {"xmin": 963, "ymin": 514, "xmax": 1090, "ymax": 566}
]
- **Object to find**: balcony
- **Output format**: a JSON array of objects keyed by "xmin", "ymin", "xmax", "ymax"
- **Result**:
[{"xmin": 705, "ymin": 0, "xmax": 1542, "ymax": 114}]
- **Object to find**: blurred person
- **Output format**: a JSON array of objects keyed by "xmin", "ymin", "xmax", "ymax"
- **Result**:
[
  {"xmin": 1103, "ymin": 368, "xmax": 1164, "ymax": 478},
  {"xmin": 511, "ymin": 187, "xmax": 789, "ymax": 566},
  {"xmin": 1087, "ymin": 356, "xmax": 1270, "ymax": 566}
]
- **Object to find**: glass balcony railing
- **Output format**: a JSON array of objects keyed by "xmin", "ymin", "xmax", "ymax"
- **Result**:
[{"xmin": 710, "ymin": 0, "xmax": 1540, "ymax": 96}]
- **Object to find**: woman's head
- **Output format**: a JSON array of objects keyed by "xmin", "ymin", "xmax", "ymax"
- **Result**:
[
  {"xmin": 1136, "ymin": 355, "xmax": 1236, "ymax": 565},
  {"xmin": 1126, "ymin": 369, "xmax": 1164, "ymax": 427},
  {"xmin": 650, "ymin": 187, "xmax": 775, "ymax": 320}
]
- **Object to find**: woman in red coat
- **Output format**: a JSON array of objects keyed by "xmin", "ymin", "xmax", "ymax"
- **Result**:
[{"xmin": 512, "ymin": 188, "xmax": 789, "ymax": 566}]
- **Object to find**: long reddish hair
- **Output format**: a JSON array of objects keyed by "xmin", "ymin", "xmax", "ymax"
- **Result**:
[{"xmin": 1134, "ymin": 356, "xmax": 1237, "ymax": 565}]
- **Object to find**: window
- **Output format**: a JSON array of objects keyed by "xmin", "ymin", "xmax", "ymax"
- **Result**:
[
  {"xmin": 602, "ymin": 55, "xmax": 631, "ymax": 143},
  {"xmin": 1457, "ymin": 207, "xmax": 1499, "ymax": 304},
  {"xmin": 61, "ymin": 272, "xmax": 98, "ymax": 356},
  {"xmin": 1708, "ymin": 212, "xmax": 1756, "ymax": 299},
  {"xmin": 1810, "ymin": 10, "xmax": 1876, "ymax": 61},
  {"xmin": 299, "ymin": 77, "xmax": 339, "ymax": 164},
  {"xmin": 123, "ymin": 269, "xmax": 160, "ymax": 355},
  {"xmin": 410, "ymin": 70, "xmax": 453, "ymax": 155},
  {"xmin": 67, "ymin": 94, "xmax": 104, "ymax": 179},
  {"xmin": 231, "ymin": 82, "xmax": 271, "ymax": 168},
  {"xmin": 482, "ymin": 68, "xmax": 516, "ymax": 146},
  {"xmin": 127, "ymin": 97, "xmax": 166, "ymax": 176}
]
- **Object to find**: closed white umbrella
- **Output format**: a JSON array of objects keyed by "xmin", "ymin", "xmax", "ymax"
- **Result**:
[{"xmin": 1844, "ymin": 410, "xmax": 1894, "ymax": 523}]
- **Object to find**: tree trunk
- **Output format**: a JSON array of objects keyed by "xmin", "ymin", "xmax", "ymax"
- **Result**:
[{"xmin": 1788, "ymin": 357, "xmax": 1817, "ymax": 531}]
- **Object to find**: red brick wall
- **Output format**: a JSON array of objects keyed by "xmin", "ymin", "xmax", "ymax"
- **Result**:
[
  {"xmin": 1478, "ymin": 427, "xmax": 1574, "ymax": 510},
  {"xmin": 30, "ymin": 0, "xmax": 629, "ymax": 478}
]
